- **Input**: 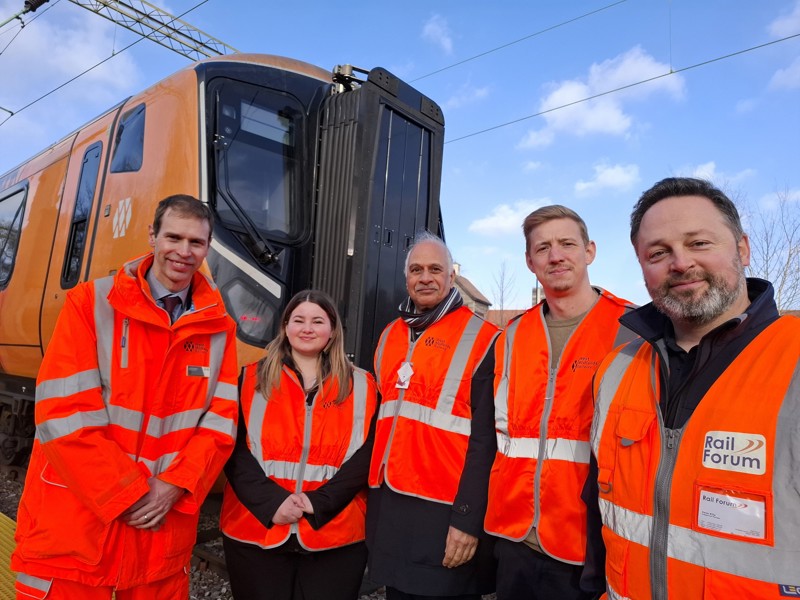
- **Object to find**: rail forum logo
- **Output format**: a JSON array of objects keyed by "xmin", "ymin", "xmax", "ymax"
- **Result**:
[{"xmin": 702, "ymin": 431, "xmax": 766, "ymax": 475}]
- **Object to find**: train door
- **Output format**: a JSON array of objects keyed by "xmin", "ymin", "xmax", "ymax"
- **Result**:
[{"xmin": 39, "ymin": 111, "xmax": 120, "ymax": 350}]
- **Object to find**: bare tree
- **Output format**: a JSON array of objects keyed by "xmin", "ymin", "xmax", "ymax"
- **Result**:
[
  {"xmin": 737, "ymin": 187, "xmax": 800, "ymax": 310},
  {"xmin": 492, "ymin": 261, "xmax": 518, "ymax": 313}
]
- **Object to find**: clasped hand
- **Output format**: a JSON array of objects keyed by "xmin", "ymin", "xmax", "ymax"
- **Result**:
[{"xmin": 272, "ymin": 492, "xmax": 314, "ymax": 525}]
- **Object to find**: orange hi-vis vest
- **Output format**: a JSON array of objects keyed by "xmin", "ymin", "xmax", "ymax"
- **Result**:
[
  {"xmin": 221, "ymin": 363, "xmax": 377, "ymax": 551},
  {"xmin": 12, "ymin": 254, "xmax": 238, "ymax": 588},
  {"xmin": 485, "ymin": 289, "xmax": 633, "ymax": 564},
  {"xmin": 591, "ymin": 316, "xmax": 800, "ymax": 600},
  {"xmin": 369, "ymin": 306, "xmax": 498, "ymax": 503}
]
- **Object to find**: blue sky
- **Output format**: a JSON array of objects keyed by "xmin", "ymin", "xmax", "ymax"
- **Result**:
[{"xmin": 1, "ymin": 0, "xmax": 798, "ymax": 307}]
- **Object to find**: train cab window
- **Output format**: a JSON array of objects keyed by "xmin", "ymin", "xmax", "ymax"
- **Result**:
[
  {"xmin": 0, "ymin": 187, "xmax": 26, "ymax": 287},
  {"xmin": 211, "ymin": 80, "xmax": 303, "ymax": 241},
  {"xmin": 62, "ymin": 143, "xmax": 102, "ymax": 287},
  {"xmin": 110, "ymin": 103, "xmax": 145, "ymax": 173}
]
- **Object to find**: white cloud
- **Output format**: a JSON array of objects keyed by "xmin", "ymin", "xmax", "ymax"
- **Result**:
[
  {"xmin": 468, "ymin": 200, "xmax": 547, "ymax": 236},
  {"xmin": 770, "ymin": 56, "xmax": 800, "ymax": 90},
  {"xmin": 735, "ymin": 98, "xmax": 758, "ymax": 114},
  {"xmin": 422, "ymin": 14, "xmax": 453, "ymax": 55},
  {"xmin": 768, "ymin": 0, "xmax": 800, "ymax": 36},
  {"xmin": 523, "ymin": 161, "xmax": 542, "ymax": 172},
  {"xmin": 681, "ymin": 162, "xmax": 756, "ymax": 185},
  {"xmin": 445, "ymin": 84, "xmax": 490, "ymax": 110},
  {"xmin": 518, "ymin": 46, "xmax": 685, "ymax": 149},
  {"xmin": 575, "ymin": 163, "xmax": 640, "ymax": 196}
]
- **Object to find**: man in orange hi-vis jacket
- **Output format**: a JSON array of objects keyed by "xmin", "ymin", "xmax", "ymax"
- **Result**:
[
  {"xmin": 584, "ymin": 177, "xmax": 800, "ymax": 599},
  {"xmin": 12, "ymin": 195, "xmax": 238, "ymax": 600},
  {"xmin": 484, "ymin": 205, "xmax": 635, "ymax": 600}
]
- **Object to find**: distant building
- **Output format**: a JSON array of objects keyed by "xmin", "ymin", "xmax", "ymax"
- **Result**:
[
  {"xmin": 454, "ymin": 263, "xmax": 491, "ymax": 318},
  {"xmin": 486, "ymin": 308, "xmax": 526, "ymax": 328}
]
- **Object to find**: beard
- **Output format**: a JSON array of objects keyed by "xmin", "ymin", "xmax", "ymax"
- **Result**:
[{"xmin": 647, "ymin": 258, "xmax": 746, "ymax": 326}]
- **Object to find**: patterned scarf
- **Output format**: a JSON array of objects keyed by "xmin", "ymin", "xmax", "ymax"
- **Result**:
[{"xmin": 398, "ymin": 286, "xmax": 464, "ymax": 333}]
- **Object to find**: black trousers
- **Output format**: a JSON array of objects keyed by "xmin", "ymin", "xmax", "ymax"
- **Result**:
[
  {"xmin": 223, "ymin": 535, "xmax": 368, "ymax": 600},
  {"xmin": 386, "ymin": 588, "xmax": 481, "ymax": 600},
  {"xmin": 494, "ymin": 538, "xmax": 592, "ymax": 600}
]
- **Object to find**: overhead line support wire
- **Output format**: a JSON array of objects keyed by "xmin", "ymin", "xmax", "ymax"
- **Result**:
[
  {"xmin": 412, "ymin": 0, "xmax": 629, "ymax": 82},
  {"xmin": 445, "ymin": 31, "xmax": 800, "ymax": 145}
]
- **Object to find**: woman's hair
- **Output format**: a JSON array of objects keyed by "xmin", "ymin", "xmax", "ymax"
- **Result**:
[{"xmin": 256, "ymin": 289, "xmax": 353, "ymax": 405}]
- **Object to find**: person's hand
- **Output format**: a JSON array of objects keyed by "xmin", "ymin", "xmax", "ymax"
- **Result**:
[
  {"xmin": 272, "ymin": 494, "xmax": 305, "ymax": 525},
  {"xmin": 442, "ymin": 525, "xmax": 478, "ymax": 568},
  {"xmin": 297, "ymin": 492, "xmax": 314, "ymax": 514},
  {"xmin": 124, "ymin": 477, "xmax": 184, "ymax": 530}
]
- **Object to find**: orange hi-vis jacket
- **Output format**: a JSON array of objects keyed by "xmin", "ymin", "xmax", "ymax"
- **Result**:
[
  {"xmin": 12, "ymin": 253, "xmax": 238, "ymax": 589},
  {"xmin": 369, "ymin": 306, "xmax": 498, "ymax": 503},
  {"xmin": 485, "ymin": 289, "xmax": 634, "ymax": 564},
  {"xmin": 591, "ymin": 317, "xmax": 800, "ymax": 600},
  {"xmin": 221, "ymin": 362, "xmax": 377, "ymax": 550}
]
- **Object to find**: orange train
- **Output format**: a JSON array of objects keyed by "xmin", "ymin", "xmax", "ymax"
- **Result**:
[{"xmin": 0, "ymin": 53, "xmax": 445, "ymax": 465}]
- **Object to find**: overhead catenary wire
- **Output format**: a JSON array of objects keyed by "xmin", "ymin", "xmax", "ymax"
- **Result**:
[
  {"xmin": 412, "ymin": 0, "xmax": 629, "ymax": 83},
  {"xmin": 445, "ymin": 31, "xmax": 800, "ymax": 145},
  {"xmin": 0, "ymin": 0, "xmax": 211, "ymax": 128}
]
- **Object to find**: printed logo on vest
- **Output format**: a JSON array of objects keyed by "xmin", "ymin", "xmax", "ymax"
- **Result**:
[
  {"xmin": 702, "ymin": 431, "xmax": 766, "ymax": 475},
  {"xmin": 779, "ymin": 584, "xmax": 800, "ymax": 597},
  {"xmin": 183, "ymin": 341, "xmax": 209, "ymax": 354},
  {"xmin": 423, "ymin": 336, "xmax": 451, "ymax": 351},
  {"xmin": 571, "ymin": 356, "xmax": 600, "ymax": 372}
]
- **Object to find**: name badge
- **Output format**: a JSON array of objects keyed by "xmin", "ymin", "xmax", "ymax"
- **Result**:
[
  {"xmin": 396, "ymin": 361, "xmax": 413, "ymax": 389},
  {"xmin": 697, "ymin": 487, "xmax": 766, "ymax": 539},
  {"xmin": 187, "ymin": 366, "xmax": 211, "ymax": 378}
]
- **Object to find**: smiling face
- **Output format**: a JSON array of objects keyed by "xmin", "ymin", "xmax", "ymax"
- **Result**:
[
  {"xmin": 635, "ymin": 195, "xmax": 750, "ymax": 326},
  {"xmin": 148, "ymin": 208, "xmax": 211, "ymax": 292},
  {"xmin": 525, "ymin": 217, "xmax": 596, "ymax": 295},
  {"xmin": 286, "ymin": 301, "xmax": 333, "ymax": 359},
  {"xmin": 406, "ymin": 240, "xmax": 456, "ymax": 311}
]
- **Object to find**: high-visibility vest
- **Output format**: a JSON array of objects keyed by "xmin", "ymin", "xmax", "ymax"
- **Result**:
[
  {"xmin": 221, "ymin": 363, "xmax": 377, "ymax": 551},
  {"xmin": 592, "ymin": 316, "xmax": 800, "ymax": 600},
  {"xmin": 369, "ymin": 307, "xmax": 498, "ymax": 503},
  {"xmin": 12, "ymin": 253, "xmax": 238, "ymax": 587},
  {"xmin": 485, "ymin": 289, "xmax": 633, "ymax": 564}
]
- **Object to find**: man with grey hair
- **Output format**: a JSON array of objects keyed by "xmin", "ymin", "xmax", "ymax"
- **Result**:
[
  {"xmin": 583, "ymin": 177, "xmax": 800, "ymax": 598},
  {"xmin": 367, "ymin": 231, "xmax": 500, "ymax": 600}
]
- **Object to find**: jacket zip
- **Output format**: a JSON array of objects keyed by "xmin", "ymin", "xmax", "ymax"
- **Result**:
[{"xmin": 120, "ymin": 318, "xmax": 129, "ymax": 368}]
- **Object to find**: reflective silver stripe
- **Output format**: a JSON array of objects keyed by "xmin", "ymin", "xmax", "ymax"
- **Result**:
[
  {"xmin": 437, "ymin": 315, "xmax": 486, "ymax": 414},
  {"xmin": 590, "ymin": 339, "xmax": 644, "ymax": 456},
  {"xmin": 215, "ymin": 381, "xmax": 238, "ymax": 402},
  {"xmin": 380, "ymin": 398, "xmax": 471, "ymax": 435},
  {"xmin": 774, "ymin": 356, "xmax": 800, "ymax": 571},
  {"xmin": 16, "ymin": 573, "xmax": 52, "ymax": 593},
  {"xmin": 374, "ymin": 327, "xmax": 392, "ymax": 382},
  {"xmin": 38, "ymin": 409, "xmax": 109, "ymax": 443},
  {"xmin": 139, "ymin": 451, "xmax": 180, "ymax": 476},
  {"xmin": 147, "ymin": 409, "xmax": 204, "ymax": 437},
  {"xmin": 493, "ymin": 318, "xmax": 521, "ymax": 434},
  {"xmin": 107, "ymin": 403, "xmax": 144, "ymax": 432},
  {"xmin": 496, "ymin": 432, "xmax": 590, "ymax": 463},
  {"xmin": 606, "ymin": 584, "xmax": 632, "ymax": 600},
  {"xmin": 245, "ymin": 368, "xmax": 270, "ymax": 468},
  {"xmin": 599, "ymin": 497, "xmax": 652, "ymax": 548},
  {"xmin": 602, "ymin": 492, "xmax": 800, "ymax": 582},
  {"xmin": 93, "ymin": 276, "xmax": 115, "ymax": 404},
  {"xmin": 344, "ymin": 369, "xmax": 369, "ymax": 462},
  {"xmin": 205, "ymin": 331, "xmax": 227, "ymax": 407},
  {"xmin": 263, "ymin": 460, "xmax": 338, "ymax": 483},
  {"xmin": 35, "ymin": 369, "xmax": 101, "ymax": 402},
  {"xmin": 197, "ymin": 410, "xmax": 236, "ymax": 437}
]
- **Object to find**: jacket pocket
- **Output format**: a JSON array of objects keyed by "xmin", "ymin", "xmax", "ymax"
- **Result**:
[{"xmin": 16, "ymin": 461, "xmax": 112, "ymax": 566}]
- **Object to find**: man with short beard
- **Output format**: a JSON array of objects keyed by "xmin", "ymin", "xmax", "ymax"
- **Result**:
[{"xmin": 581, "ymin": 177, "xmax": 800, "ymax": 599}]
